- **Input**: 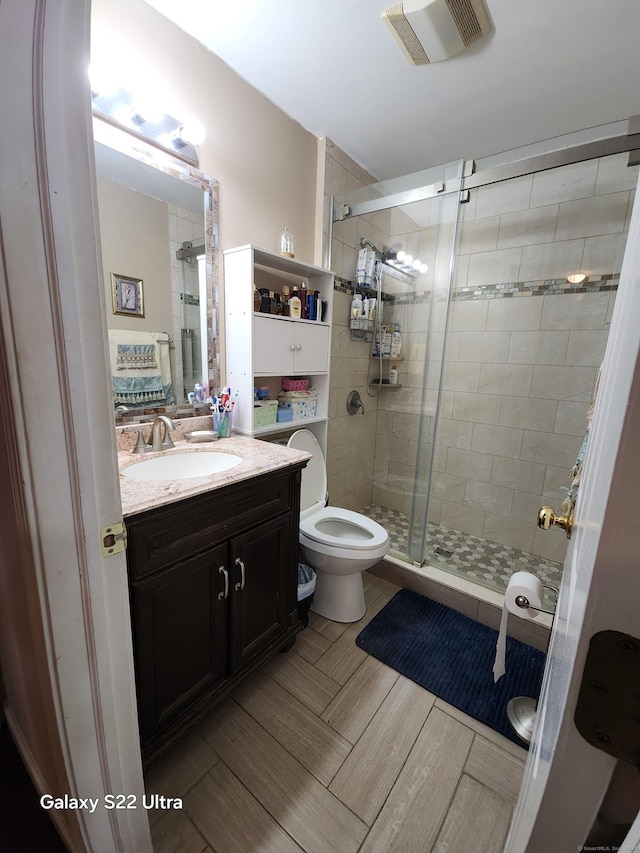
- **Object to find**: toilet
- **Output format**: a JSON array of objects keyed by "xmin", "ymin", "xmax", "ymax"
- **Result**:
[{"xmin": 287, "ymin": 429, "xmax": 389, "ymax": 623}]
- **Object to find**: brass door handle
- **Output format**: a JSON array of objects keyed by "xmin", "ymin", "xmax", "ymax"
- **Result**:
[{"xmin": 538, "ymin": 505, "xmax": 573, "ymax": 539}]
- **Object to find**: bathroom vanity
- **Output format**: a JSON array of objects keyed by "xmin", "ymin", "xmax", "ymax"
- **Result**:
[{"xmin": 118, "ymin": 436, "xmax": 309, "ymax": 764}]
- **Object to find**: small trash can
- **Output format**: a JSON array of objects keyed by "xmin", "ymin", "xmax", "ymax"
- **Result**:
[{"xmin": 297, "ymin": 563, "xmax": 316, "ymax": 628}]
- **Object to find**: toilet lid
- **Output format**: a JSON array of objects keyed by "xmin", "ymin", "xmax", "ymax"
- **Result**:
[{"xmin": 287, "ymin": 429, "xmax": 327, "ymax": 512}]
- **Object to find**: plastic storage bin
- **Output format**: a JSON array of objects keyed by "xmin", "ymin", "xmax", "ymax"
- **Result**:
[
  {"xmin": 297, "ymin": 563, "xmax": 316, "ymax": 627},
  {"xmin": 253, "ymin": 400, "xmax": 278, "ymax": 427},
  {"xmin": 277, "ymin": 388, "xmax": 318, "ymax": 420}
]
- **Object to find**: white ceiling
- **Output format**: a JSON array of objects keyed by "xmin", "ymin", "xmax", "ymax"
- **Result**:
[{"xmin": 144, "ymin": 0, "xmax": 640, "ymax": 180}]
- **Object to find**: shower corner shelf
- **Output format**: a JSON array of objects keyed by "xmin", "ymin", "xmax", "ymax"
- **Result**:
[
  {"xmin": 369, "ymin": 381, "xmax": 403, "ymax": 389},
  {"xmin": 350, "ymin": 316, "xmax": 375, "ymax": 342}
]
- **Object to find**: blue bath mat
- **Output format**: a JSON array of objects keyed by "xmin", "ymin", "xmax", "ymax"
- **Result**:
[{"xmin": 355, "ymin": 589, "xmax": 545, "ymax": 747}]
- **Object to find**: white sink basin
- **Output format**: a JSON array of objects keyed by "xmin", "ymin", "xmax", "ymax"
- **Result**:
[{"xmin": 122, "ymin": 451, "xmax": 242, "ymax": 481}]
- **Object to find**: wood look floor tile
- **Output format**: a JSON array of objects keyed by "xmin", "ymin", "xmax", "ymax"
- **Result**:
[
  {"xmin": 314, "ymin": 625, "xmax": 368, "ymax": 685},
  {"xmin": 262, "ymin": 647, "xmax": 341, "ymax": 715},
  {"xmin": 292, "ymin": 627, "xmax": 332, "ymax": 664},
  {"xmin": 233, "ymin": 669, "xmax": 352, "ymax": 786},
  {"xmin": 363, "ymin": 571, "xmax": 401, "ymax": 600},
  {"xmin": 144, "ymin": 729, "xmax": 218, "ymax": 800},
  {"xmin": 320, "ymin": 656, "xmax": 398, "ymax": 744},
  {"xmin": 149, "ymin": 808, "xmax": 208, "ymax": 853},
  {"xmin": 434, "ymin": 697, "xmax": 529, "ymax": 760},
  {"xmin": 329, "ymin": 676, "xmax": 435, "ymax": 825},
  {"xmin": 198, "ymin": 701, "xmax": 368, "ymax": 853},
  {"xmin": 361, "ymin": 706, "xmax": 474, "ymax": 853},
  {"xmin": 465, "ymin": 735, "xmax": 526, "ymax": 803},
  {"xmin": 433, "ymin": 774, "xmax": 513, "ymax": 852},
  {"xmin": 185, "ymin": 761, "xmax": 303, "ymax": 853},
  {"xmin": 308, "ymin": 610, "xmax": 350, "ymax": 642}
]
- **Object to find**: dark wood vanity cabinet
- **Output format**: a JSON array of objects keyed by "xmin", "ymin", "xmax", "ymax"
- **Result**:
[{"xmin": 125, "ymin": 464, "xmax": 304, "ymax": 763}]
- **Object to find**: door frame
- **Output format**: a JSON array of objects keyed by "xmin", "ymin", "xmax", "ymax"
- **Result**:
[{"xmin": 0, "ymin": 1, "xmax": 150, "ymax": 849}]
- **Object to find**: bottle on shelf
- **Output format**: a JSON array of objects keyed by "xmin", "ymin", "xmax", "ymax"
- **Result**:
[
  {"xmin": 280, "ymin": 227, "xmax": 294, "ymax": 258},
  {"xmin": 300, "ymin": 280, "xmax": 309, "ymax": 319},
  {"xmin": 281, "ymin": 285, "xmax": 290, "ymax": 317},
  {"xmin": 391, "ymin": 323, "xmax": 403, "ymax": 357},
  {"xmin": 389, "ymin": 365, "xmax": 399, "ymax": 385},
  {"xmin": 289, "ymin": 286, "xmax": 301, "ymax": 319}
]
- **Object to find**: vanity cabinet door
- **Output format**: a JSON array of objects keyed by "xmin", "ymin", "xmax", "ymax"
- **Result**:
[
  {"xmin": 253, "ymin": 315, "xmax": 296, "ymax": 374},
  {"xmin": 230, "ymin": 514, "xmax": 294, "ymax": 672},
  {"xmin": 132, "ymin": 544, "xmax": 228, "ymax": 744},
  {"xmin": 292, "ymin": 321, "xmax": 330, "ymax": 373}
]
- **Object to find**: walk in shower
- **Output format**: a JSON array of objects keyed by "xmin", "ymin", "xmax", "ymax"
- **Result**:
[{"xmin": 328, "ymin": 122, "xmax": 638, "ymax": 598}]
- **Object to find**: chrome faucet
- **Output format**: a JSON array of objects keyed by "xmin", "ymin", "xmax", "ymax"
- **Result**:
[{"xmin": 150, "ymin": 415, "xmax": 176, "ymax": 452}]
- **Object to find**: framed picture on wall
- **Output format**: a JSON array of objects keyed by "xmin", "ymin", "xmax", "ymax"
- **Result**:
[{"xmin": 111, "ymin": 273, "xmax": 145, "ymax": 317}]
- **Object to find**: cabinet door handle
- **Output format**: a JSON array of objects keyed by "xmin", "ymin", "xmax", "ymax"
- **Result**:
[
  {"xmin": 234, "ymin": 557, "xmax": 246, "ymax": 591},
  {"xmin": 218, "ymin": 566, "xmax": 229, "ymax": 600}
]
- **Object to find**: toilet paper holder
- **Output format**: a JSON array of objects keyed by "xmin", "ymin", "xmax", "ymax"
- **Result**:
[{"xmin": 513, "ymin": 584, "xmax": 558, "ymax": 616}]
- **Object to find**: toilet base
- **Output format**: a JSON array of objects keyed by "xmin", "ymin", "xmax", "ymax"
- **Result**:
[{"xmin": 310, "ymin": 571, "xmax": 366, "ymax": 623}]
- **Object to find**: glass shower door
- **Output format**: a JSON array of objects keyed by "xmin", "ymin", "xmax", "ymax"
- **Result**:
[{"xmin": 331, "ymin": 159, "xmax": 464, "ymax": 564}]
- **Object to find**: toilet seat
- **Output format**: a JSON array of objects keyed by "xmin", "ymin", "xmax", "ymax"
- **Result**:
[{"xmin": 300, "ymin": 506, "xmax": 388, "ymax": 552}]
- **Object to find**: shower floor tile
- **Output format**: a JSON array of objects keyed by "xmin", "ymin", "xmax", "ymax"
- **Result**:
[{"xmin": 361, "ymin": 503, "xmax": 563, "ymax": 599}]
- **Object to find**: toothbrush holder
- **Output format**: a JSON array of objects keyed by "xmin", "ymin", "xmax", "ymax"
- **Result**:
[{"xmin": 213, "ymin": 409, "xmax": 233, "ymax": 438}]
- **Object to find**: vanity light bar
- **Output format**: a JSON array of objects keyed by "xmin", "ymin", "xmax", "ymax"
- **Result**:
[{"xmin": 91, "ymin": 88, "xmax": 202, "ymax": 167}]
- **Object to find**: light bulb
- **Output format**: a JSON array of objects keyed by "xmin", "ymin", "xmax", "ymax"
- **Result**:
[
  {"xmin": 404, "ymin": 255, "xmax": 413, "ymax": 266},
  {"xmin": 420, "ymin": 263, "xmax": 428, "ymax": 274},
  {"xmin": 396, "ymin": 250, "xmax": 406, "ymax": 262},
  {"xmin": 178, "ymin": 119, "xmax": 205, "ymax": 146},
  {"xmin": 412, "ymin": 258, "xmax": 422, "ymax": 270},
  {"xmin": 567, "ymin": 273, "xmax": 586, "ymax": 284}
]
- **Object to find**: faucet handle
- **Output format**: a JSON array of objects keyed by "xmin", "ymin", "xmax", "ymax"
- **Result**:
[{"xmin": 133, "ymin": 428, "xmax": 151, "ymax": 454}]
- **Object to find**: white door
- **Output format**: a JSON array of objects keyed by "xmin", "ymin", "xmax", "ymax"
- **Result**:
[
  {"xmin": 506, "ymin": 171, "xmax": 640, "ymax": 850},
  {"xmin": 253, "ymin": 314, "xmax": 296, "ymax": 374},
  {"xmin": 293, "ymin": 322, "xmax": 330, "ymax": 373}
]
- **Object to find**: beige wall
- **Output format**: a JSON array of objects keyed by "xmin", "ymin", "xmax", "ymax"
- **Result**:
[{"xmin": 92, "ymin": 0, "xmax": 318, "ymax": 265}]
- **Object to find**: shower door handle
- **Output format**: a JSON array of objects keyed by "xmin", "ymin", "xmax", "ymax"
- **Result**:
[{"xmin": 538, "ymin": 505, "xmax": 573, "ymax": 539}]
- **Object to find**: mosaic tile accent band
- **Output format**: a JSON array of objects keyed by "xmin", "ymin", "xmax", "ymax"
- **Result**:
[
  {"xmin": 361, "ymin": 503, "xmax": 562, "ymax": 606},
  {"xmin": 337, "ymin": 275, "xmax": 618, "ymax": 304}
]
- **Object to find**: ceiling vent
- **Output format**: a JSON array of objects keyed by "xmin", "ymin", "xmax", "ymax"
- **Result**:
[{"xmin": 382, "ymin": 0, "xmax": 492, "ymax": 65}]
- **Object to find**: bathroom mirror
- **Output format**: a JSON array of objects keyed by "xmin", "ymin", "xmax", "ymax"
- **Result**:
[{"xmin": 93, "ymin": 117, "xmax": 219, "ymax": 422}]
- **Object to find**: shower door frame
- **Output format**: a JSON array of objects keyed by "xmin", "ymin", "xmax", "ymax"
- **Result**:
[{"xmin": 331, "ymin": 117, "xmax": 640, "ymax": 568}]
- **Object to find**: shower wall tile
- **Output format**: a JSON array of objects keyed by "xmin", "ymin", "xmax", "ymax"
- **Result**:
[
  {"xmin": 497, "ymin": 205, "xmax": 559, "ymax": 249},
  {"xmin": 434, "ymin": 418, "xmax": 473, "ymax": 451},
  {"xmin": 448, "ymin": 299, "xmax": 488, "ymax": 332},
  {"xmin": 581, "ymin": 233, "xmax": 626, "ymax": 275},
  {"xmin": 518, "ymin": 238, "xmax": 585, "ymax": 281},
  {"xmin": 530, "ymin": 365, "xmax": 597, "ymax": 402},
  {"xmin": 554, "ymin": 401, "xmax": 590, "ymax": 436},
  {"xmin": 507, "ymin": 330, "xmax": 569, "ymax": 366},
  {"xmin": 490, "ymin": 457, "xmax": 546, "ymax": 496},
  {"xmin": 498, "ymin": 396, "xmax": 557, "ymax": 433},
  {"xmin": 471, "ymin": 423, "xmax": 524, "ymax": 460},
  {"xmin": 565, "ymin": 330, "xmax": 608, "ymax": 367},
  {"xmin": 529, "ymin": 160, "xmax": 598, "ymax": 207},
  {"xmin": 442, "ymin": 362, "xmax": 481, "ymax": 392},
  {"xmin": 531, "ymin": 526, "xmax": 568, "ymax": 564},
  {"xmin": 595, "ymin": 154, "xmax": 639, "ymax": 195},
  {"xmin": 431, "ymin": 472, "xmax": 467, "ymax": 504},
  {"xmin": 467, "ymin": 247, "xmax": 522, "ymax": 287},
  {"xmin": 486, "ymin": 297, "xmax": 542, "ymax": 332},
  {"xmin": 520, "ymin": 430, "xmax": 581, "ymax": 470},
  {"xmin": 482, "ymin": 513, "xmax": 535, "ymax": 554},
  {"xmin": 458, "ymin": 331, "xmax": 510, "ymax": 363},
  {"xmin": 555, "ymin": 191, "xmax": 630, "ymax": 241},
  {"xmin": 445, "ymin": 448, "xmax": 493, "ymax": 483},
  {"xmin": 465, "ymin": 480, "xmax": 513, "ymax": 516},
  {"xmin": 510, "ymin": 489, "xmax": 545, "ymax": 524},
  {"xmin": 542, "ymin": 465, "xmax": 572, "ymax": 499},
  {"xmin": 439, "ymin": 501, "xmax": 486, "ymax": 537},
  {"xmin": 475, "ymin": 175, "xmax": 532, "ymax": 219},
  {"xmin": 540, "ymin": 292, "xmax": 609, "ymax": 331},
  {"xmin": 452, "ymin": 391, "xmax": 501, "ymax": 425},
  {"xmin": 457, "ymin": 216, "xmax": 500, "ymax": 255},
  {"xmin": 478, "ymin": 363, "xmax": 533, "ymax": 397}
]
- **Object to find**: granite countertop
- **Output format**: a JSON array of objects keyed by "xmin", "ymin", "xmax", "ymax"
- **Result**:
[{"xmin": 118, "ymin": 435, "xmax": 311, "ymax": 517}]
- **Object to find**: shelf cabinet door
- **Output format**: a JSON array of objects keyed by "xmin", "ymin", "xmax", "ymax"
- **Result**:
[
  {"xmin": 132, "ymin": 544, "xmax": 228, "ymax": 744},
  {"xmin": 293, "ymin": 322, "xmax": 330, "ymax": 373},
  {"xmin": 253, "ymin": 315, "xmax": 295, "ymax": 374},
  {"xmin": 230, "ymin": 515, "xmax": 293, "ymax": 672}
]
